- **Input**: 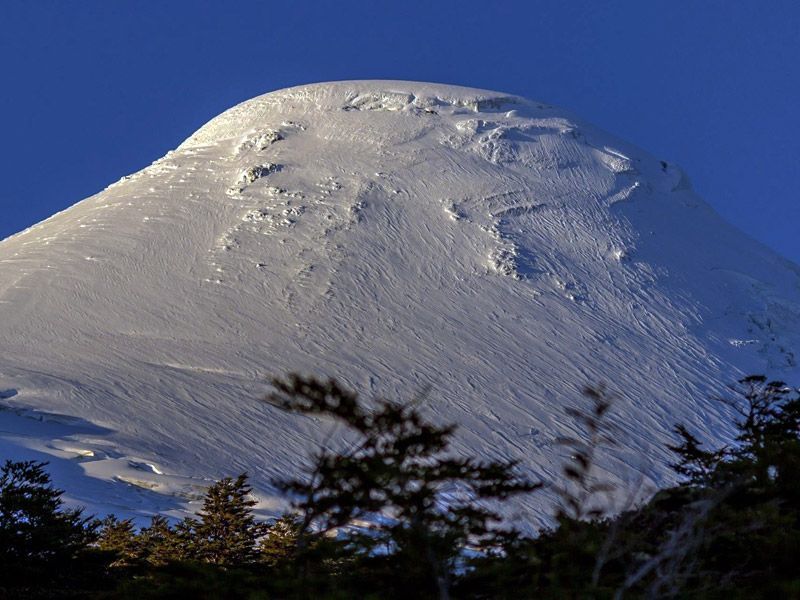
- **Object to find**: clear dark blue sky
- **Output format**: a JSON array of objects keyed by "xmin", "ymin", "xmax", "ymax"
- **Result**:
[{"xmin": 2, "ymin": 1, "xmax": 798, "ymax": 263}]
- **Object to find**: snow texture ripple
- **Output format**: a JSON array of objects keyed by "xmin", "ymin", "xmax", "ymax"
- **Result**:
[{"xmin": 1, "ymin": 81, "xmax": 798, "ymax": 528}]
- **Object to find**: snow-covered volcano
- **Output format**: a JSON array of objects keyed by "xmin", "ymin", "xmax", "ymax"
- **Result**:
[{"xmin": 1, "ymin": 81, "xmax": 798, "ymax": 526}]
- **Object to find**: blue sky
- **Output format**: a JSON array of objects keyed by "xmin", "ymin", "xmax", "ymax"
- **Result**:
[{"xmin": 1, "ymin": 1, "xmax": 798, "ymax": 263}]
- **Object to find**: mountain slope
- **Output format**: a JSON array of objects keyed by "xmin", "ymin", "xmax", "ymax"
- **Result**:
[{"xmin": 1, "ymin": 81, "xmax": 798, "ymax": 526}]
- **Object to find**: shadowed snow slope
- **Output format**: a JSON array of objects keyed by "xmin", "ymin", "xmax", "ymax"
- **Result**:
[{"xmin": 1, "ymin": 81, "xmax": 798, "ymax": 527}]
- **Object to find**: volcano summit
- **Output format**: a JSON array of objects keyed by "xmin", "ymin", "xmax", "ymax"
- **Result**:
[{"xmin": 1, "ymin": 81, "xmax": 798, "ymax": 525}]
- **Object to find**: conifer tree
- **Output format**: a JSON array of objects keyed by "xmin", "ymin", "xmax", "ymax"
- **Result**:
[
  {"xmin": 667, "ymin": 423, "xmax": 726, "ymax": 486},
  {"xmin": 190, "ymin": 474, "xmax": 265, "ymax": 566},
  {"xmin": 0, "ymin": 460, "xmax": 95, "ymax": 590},
  {"xmin": 138, "ymin": 515, "xmax": 181, "ymax": 566},
  {"xmin": 97, "ymin": 515, "xmax": 140, "ymax": 567},
  {"xmin": 259, "ymin": 514, "xmax": 303, "ymax": 567}
]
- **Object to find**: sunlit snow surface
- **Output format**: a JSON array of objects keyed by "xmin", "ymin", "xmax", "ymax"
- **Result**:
[{"xmin": 1, "ymin": 81, "xmax": 798, "ymax": 529}]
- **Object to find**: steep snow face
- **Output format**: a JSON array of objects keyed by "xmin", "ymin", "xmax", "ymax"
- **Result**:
[{"xmin": 1, "ymin": 81, "xmax": 798, "ymax": 527}]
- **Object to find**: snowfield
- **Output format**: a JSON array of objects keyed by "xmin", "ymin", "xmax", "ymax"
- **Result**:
[{"xmin": 0, "ymin": 81, "xmax": 798, "ymax": 529}]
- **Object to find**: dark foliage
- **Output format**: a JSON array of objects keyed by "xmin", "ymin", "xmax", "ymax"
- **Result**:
[
  {"xmin": 454, "ymin": 377, "xmax": 800, "ymax": 599},
  {"xmin": 184, "ymin": 474, "xmax": 267, "ymax": 566},
  {"xmin": 266, "ymin": 374, "xmax": 540, "ymax": 598},
  {"xmin": 0, "ymin": 460, "xmax": 100, "ymax": 597},
  {"xmin": 97, "ymin": 515, "xmax": 139, "ymax": 567},
  {"xmin": 0, "ymin": 374, "xmax": 798, "ymax": 599}
]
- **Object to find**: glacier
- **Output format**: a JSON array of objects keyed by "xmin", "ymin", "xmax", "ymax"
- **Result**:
[{"xmin": 0, "ymin": 81, "xmax": 798, "ymax": 528}]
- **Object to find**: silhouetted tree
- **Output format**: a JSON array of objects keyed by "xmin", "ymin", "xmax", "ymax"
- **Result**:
[
  {"xmin": 1, "ymin": 373, "xmax": 797, "ymax": 598},
  {"xmin": 555, "ymin": 384, "xmax": 616, "ymax": 521},
  {"xmin": 460, "ymin": 384, "xmax": 625, "ymax": 599},
  {"xmin": 267, "ymin": 374, "xmax": 539, "ymax": 599},
  {"xmin": 620, "ymin": 376, "xmax": 800, "ymax": 597},
  {"xmin": 0, "ymin": 460, "xmax": 96, "ymax": 594},
  {"xmin": 187, "ymin": 473, "xmax": 266, "ymax": 566}
]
